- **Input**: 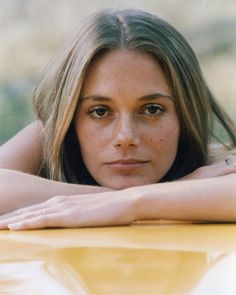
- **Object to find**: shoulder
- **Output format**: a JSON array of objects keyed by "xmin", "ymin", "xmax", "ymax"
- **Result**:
[{"xmin": 0, "ymin": 121, "xmax": 44, "ymax": 175}]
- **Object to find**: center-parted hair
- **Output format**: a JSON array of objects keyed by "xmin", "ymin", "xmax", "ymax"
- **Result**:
[{"xmin": 32, "ymin": 8, "xmax": 236, "ymax": 184}]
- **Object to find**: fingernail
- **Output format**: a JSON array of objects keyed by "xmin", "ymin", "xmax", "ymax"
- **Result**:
[{"xmin": 8, "ymin": 223, "xmax": 19, "ymax": 230}]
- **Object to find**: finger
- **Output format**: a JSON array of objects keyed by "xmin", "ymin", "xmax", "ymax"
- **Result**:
[
  {"xmin": 0, "ymin": 195, "xmax": 76, "ymax": 230},
  {"xmin": 0, "ymin": 195, "xmax": 68, "ymax": 221},
  {"xmin": 8, "ymin": 213, "xmax": 66, "ymax": 230},
  {"xmin": 0, "ymin": 207, "xmax": 56, "ymax": 229},
  {"xmin": 0, "ymin": 202, "xmax": 50, "ymax": 220}
]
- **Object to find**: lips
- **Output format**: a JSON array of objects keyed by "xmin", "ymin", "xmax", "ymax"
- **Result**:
[
  {"xmin": 106, "ymin": 159, "xmax": 149, "ymax": 172},
  {"xmin": 109, "ymin": 159, "xmax": 147, "ymax": 165}
]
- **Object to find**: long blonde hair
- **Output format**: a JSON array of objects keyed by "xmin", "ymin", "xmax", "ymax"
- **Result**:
[{"xmin": 33, "ymin": 8, "xmax": 236, "ymax": 183}]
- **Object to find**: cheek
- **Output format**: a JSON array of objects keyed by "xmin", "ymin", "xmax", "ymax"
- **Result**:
[
  {"xmin": 147, "ymin": 138, "xmax": 168, "ymax": 154},
  {"xmin": 76, "ymin": 127, "xmax": 99, "ymax": 171},
  {"xmin": 143, "ymin": 129, "xmax": 165, "ymax": 148},
  {"xmin": 144, "ymin": 124, "xmax": 179, "ymax": 155},
  {"xmin": 76, "ymin": 123, "xmax": 110, "ymax": 160},
  {"xmin": 77, "ymin": 126, "xmax": 97, "ymax": 152}
]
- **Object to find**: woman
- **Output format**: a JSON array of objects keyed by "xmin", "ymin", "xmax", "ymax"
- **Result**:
[{"xmin": 0, "ymin": 8, "xmax": 236, "ymax": 230}]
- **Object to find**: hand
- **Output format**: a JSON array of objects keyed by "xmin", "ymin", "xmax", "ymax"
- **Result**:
[
  {"xmin": 180, "ymin": 155, "xmax": 236, "ymax": 181},
  {"xmin": 0, "ymin": 191, "xmax": 136, "ymax": 230}
]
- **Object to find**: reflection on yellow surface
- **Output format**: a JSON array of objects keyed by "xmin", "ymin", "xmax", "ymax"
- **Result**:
[{"xmin": 0, "ymin": 223, "xmax": 236, "ymax": 294}]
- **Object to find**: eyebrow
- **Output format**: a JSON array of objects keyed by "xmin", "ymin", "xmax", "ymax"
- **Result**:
[
  {"xmin": 140, "ymin": 93, "xmax": 173, "ymax": 101},
  {"xmin": 80, "ymin": 93, "xmax": 173, "ymax": 102}
]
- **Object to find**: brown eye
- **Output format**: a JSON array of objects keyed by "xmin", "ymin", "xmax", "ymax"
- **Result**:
[
  {"xmin": 143, "ymin": 104, "xmax": 165, "ymax": 116},
  {"xmin": 88, "ymin": 106, "xmax": 109, "ymax": 118}
]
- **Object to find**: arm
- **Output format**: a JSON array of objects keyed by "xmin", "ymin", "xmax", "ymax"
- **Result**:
[
  {"xmin": 0, "ymin": 121, "xmax": 43, "ymax": 174},
  {"xmin": 0, "ymin": 168, "xmax": 111, "ymax": 215},
  {"xmin": 1, "ymin": 124, "xmax": 235, "ymax": 228},
  {"xmin": 0, "ymin": 122, "xmax": 112, "ymax": 214},
  {"xmin": 0, "ymin": 173, "xmax": 236, "ymax": 230},
  {"xmin": 179, "ymin": 155, "xmax": 236, "ymax": 180},
  {"xmin": 134, "ymin": 174, "xmax": 236, "ymax": 222}
]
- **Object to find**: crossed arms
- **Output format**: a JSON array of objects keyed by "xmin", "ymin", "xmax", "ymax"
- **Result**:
[{"xmin": 0, "ymin": 121, "xmax": 236, "ymax": 230}]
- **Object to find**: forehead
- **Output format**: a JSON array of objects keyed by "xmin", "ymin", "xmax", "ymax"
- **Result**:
[
  {"xmin": 81, "ymin": 49, "xmax": 171, "ymax": 97},
  {"xmin": 86, "ymin": 49, "xmax": 162, "ymax": 76}
]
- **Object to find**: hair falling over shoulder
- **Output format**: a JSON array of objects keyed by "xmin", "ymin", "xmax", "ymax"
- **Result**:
[{"xmin": 32, "ymin": 8, "xmax": 236, "ymax": 184}]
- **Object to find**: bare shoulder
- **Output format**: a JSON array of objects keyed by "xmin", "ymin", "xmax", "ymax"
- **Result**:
[{"xmin": 0, "ymin": 121, "xmax": 44, "ymax": 175}]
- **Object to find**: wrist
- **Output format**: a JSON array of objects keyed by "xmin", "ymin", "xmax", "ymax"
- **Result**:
[
  {"xmin": 123, "ymin": 186, "xmax": 148, "ymax": 222},
  {"xmin": 124, "ymin": 183, "xmax": 166, "ymax": 222}
]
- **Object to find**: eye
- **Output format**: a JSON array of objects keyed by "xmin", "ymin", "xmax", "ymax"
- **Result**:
[
  {"xmin": 88, "ymin": 106, "xmax": 110, "ymax": 118},
  {"xmin": 142, "ymin": 104, "xmax": 165, "ymax": 116}
]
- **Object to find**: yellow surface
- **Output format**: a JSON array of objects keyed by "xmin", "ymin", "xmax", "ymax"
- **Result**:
[{"xmin": 0, "ymin": 222, "xmax": 236, "ymax": 295}]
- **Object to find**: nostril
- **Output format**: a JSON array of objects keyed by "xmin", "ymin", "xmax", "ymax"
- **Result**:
[
  {"xmin": 113, "ymin": 116, "xmax": 140, "ymax": 148},
  {"xmin": 113, "ymin": 130, "xmax": 139, "ymax": 148}
]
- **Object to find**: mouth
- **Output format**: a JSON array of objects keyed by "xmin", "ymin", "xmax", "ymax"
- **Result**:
[{"xmin": 106, "ymin": 159, "xmax": 149, "ymax": 172}]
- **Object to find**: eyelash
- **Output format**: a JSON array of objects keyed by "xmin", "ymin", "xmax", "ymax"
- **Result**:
[
  {"xmin": 88, "ymin": 106, "xmax": 110, "ymax": 119},
  {"xmin": 142, "ymin": 104, "xmax": 165, "ymax": 116},
  {"xmin": 88, "ymin": 104, "xmax": 165, "ymax": 119}
]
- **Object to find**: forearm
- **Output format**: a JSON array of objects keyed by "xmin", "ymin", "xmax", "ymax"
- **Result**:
[
  {"xmin": 1, "ymin": 174, "xmax": 236, "ymax": 230},
  {"xmin": 131, "ymin": 174, "xmax": 236, "ymax": 222},
  {"xmin": 0, "ymin": 168, "xmax": 111, "ymax": 215}
]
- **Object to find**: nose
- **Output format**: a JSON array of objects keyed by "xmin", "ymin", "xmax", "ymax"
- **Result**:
[{"xmin": 113, "ymin": 114, "xmax": 140, "ymax": 149}]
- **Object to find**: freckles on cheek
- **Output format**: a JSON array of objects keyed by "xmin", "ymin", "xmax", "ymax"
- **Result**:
[
  {"xmin": 157, "ymin": 137, "xmax": 171, "ymax": 147},
  {"xmin": 156, "ymin": 137, "xmax": 166, "ymax": 149},
  {"xmin": 145, "ymin": 129, "xmax": 166, "ymax": 148},
  {"xmin": 157, "ymin": 136, "xmax": 175, "ymax": 149},
  {"xmin": 78, "ymin": 127, "xmax": 108, "ymax": 149},
  {"xmin": 145, "ymin": 136, "xmax": 164, "ymax": 151},
  {"xmin": 145, "ymin": 130, "xmax": 176, "ymax": 156}
]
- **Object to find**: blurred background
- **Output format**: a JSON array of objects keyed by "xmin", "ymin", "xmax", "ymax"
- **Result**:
[{"xmin": 0, "ymin": 0, "xmax": 235, "ymax": 144}]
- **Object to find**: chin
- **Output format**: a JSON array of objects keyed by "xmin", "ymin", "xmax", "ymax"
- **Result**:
[{"xmin": 103, "ymin": 178, "xmax": 156, "ymax": 190}]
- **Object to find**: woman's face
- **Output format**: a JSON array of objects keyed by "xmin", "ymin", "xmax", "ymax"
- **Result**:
[{"xmin": 75, "ymin": 50, "xmax": 180, "ymax": 189}]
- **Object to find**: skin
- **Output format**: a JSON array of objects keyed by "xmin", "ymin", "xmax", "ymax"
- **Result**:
[
  {"xmin": 0, "ymin": 51, "xmax": 236, "ymax": 229},
  {"xmin": 75, "ymin": 49, "xmax": 180, "ymax": 189}
]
